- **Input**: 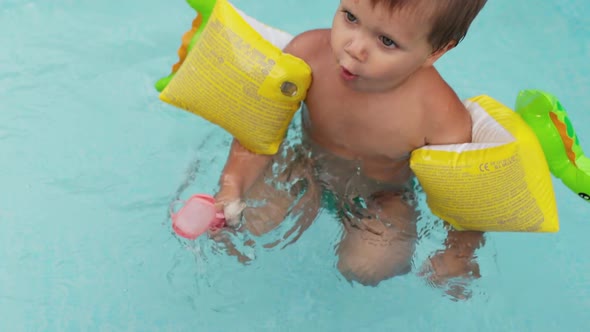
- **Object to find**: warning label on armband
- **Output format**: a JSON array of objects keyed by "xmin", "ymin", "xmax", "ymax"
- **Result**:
[
  {"xmin": 415, "ymin": 154, "xmax": 544, "ymax": 231},
  {"xmin": 161, "ymin": 5, "xmax": 310, "ymax": 154}
]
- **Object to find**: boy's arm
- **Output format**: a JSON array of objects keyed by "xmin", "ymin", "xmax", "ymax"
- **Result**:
[
  {"xmin": 423, "ymin": 87, "xmax": 472, "ymax": 146},
  {"xmin": 215, "ymin": 138, "xmax": 272, "ymax": 206},
  {"xmin": 421, "ymin": 82, "xmax": 485, "ymax": 290},
  {"xmin": 214, "ymin": 32, "xmax": 315, "ymax": 223}
]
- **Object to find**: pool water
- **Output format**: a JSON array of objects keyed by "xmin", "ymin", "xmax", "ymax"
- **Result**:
[{"xmin": 1, "ymin": 0, "xmax": 589, "ymax": 331}]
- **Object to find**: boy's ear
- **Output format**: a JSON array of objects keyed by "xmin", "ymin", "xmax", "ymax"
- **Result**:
[{"xmin": 423, "ymin": 40, "xmax": 457, "ymax": 66}]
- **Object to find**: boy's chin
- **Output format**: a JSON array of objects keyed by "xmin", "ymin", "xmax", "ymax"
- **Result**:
[{"xmin": 345, "ymin": 80, "xmax": 400, "ymax": 93}]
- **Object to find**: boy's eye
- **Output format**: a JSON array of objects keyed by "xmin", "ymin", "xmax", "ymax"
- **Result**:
[
  {"xmin": 380, "ymin": 36, "xmax": 397, "ymax": 48},
  {"xmin": 344, "ymin": 10, "xmax": 357, "ymax": 23}
]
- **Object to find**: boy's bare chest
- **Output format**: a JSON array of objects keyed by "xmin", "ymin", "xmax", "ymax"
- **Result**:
[{"xmin": 304, "ymin": 81, "xmax": 422, "ymax": 160}]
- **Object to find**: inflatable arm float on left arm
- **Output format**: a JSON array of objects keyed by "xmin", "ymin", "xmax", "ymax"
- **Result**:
[{"xmin": 155, "ymin": 0, "xmax": 312, "ymax": 155}]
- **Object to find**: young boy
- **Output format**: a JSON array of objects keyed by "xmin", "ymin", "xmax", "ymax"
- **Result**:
[{"xmin": 214, "ymin": 0, "xmax": 488, "ymax": 295}]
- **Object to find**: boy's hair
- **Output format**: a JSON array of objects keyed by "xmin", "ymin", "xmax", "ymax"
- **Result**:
[{"xmin": 370, "ymin": 0, "xmax": 488, "ymax": 52}]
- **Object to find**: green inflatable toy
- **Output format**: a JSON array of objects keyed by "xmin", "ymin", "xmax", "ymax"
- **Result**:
[
  {"xmin": 155, "ymin": 0, "xmax": 218, "ymax": 92},
  {"xmin": 516, "ymin": 89, "xmax": 590, "ymax": 201}
]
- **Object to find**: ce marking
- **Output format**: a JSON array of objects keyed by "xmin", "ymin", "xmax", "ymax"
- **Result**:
[{"xmin": 479, "ymin": 163, "xmax": 490, "ymax": 172}]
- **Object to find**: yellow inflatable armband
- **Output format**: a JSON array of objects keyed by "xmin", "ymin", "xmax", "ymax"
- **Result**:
[
  {"xmin": 410, "ymin": 95, "xmax": 559, "ymax": 232},
  {"xmin": 158, "ymin": 0, "xmax": 311, "ymax": 155}
]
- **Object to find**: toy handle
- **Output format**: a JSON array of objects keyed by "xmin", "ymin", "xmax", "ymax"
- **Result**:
[{"xmin": 169, "ymin": 199, "xmax": 186, "ymax": 219}]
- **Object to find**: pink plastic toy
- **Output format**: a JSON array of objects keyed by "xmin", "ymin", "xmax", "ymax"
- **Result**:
[{"xmin": 170, "ymin": 194, "xmax": 226, "ymax": 239}]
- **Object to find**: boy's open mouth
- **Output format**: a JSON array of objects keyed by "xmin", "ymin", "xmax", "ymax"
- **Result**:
[{"xmin": 340, "ymin": 66, "xmax": 358, "ymax": 81}]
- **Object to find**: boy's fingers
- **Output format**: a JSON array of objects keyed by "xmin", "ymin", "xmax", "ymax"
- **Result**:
[
  {"xmin": 214, "ymin": 201, "xmax": 225, "ymax": 212},
  {"xmin": 223, "ymin": 200, "xmax": 246, "ymax": 227}
]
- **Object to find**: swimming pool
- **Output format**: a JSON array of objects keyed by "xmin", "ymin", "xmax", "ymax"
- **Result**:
[{"xmin": 1, "ymin": 0, "xmax": 589, "ymax": 330}]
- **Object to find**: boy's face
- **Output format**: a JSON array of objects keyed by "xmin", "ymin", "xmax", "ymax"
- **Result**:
[{"xmin": 330, "ymin": 0, "xmax": 447, "ymax": 92}]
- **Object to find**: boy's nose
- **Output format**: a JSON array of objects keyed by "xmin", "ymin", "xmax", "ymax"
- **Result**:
[{"xmin": 344, "ymin": 39, "xmax": 368, "ymax": 63}]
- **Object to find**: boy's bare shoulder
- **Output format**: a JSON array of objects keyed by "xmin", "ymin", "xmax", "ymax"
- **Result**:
[
  {"xmin": 283, "ymin": 29, "xmax": 331, "ymax": 61},
  {"xmin": 415, "ymin": 68, "xmax": 472, "ymax": 145}
]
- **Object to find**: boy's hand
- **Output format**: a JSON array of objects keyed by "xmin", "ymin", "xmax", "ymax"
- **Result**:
[
  {"xmin": 212, "ymin": 138, "xmax": 272, "ymax": 228},
  {"xmin": 214, "ymin": 186, "xmax": 246, "ymax": 228},
  {"xmin": 214, "ymin": 199, "xmax": 246, "ymax": 228},
  {"xmin": 419, "ymin": 248, "xmax": 481, "ymax": 300},
  {"xmin": 419, "ymin": 230, "xmax": 484, "ymax": 300},
  {"xmin": 422, "ymin": 248, "xmax": 481, "ymax": 280}
]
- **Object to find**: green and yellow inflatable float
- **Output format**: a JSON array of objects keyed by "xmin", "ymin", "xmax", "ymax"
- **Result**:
[{"xmin": 156, "ymin": 0, "xmax": 588, "ymax": 233}]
